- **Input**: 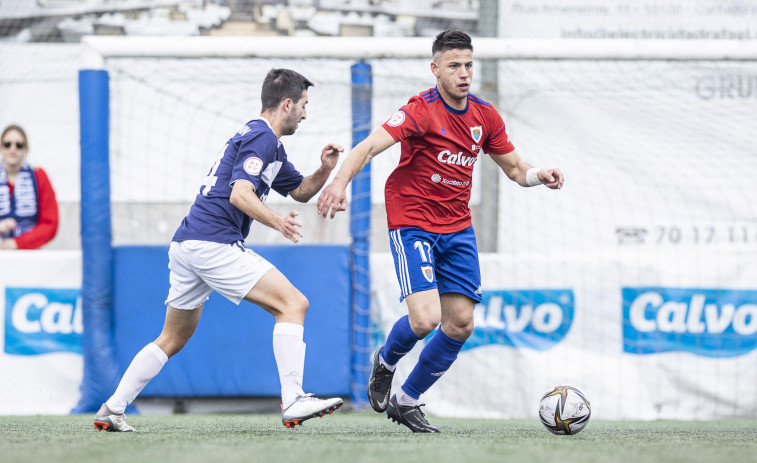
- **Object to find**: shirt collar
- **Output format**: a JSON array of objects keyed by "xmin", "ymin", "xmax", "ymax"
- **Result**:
[{"xmin": 255, "ymin": 116, "xmax": 280, "ymax": 140}]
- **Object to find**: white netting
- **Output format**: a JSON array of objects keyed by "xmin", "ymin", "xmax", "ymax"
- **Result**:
[
  {"xmin": 105, "ymin": 57, "xmax": 358, "ymax": 245},
  {"xmin": 97, "ymin": 39, "xmax": 757, "ymax": 419}
]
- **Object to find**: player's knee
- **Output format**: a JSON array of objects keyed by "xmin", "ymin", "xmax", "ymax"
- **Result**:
[
  {"xmin": 410, "ymin": 315, "xmax": 441, "ymax": 337},
  {"xmin": 444, "ymin": 319, "xmax": 474, "ymax": 340},
  {"xmin": 283, "ymin": 292, "xmax": 309, "ymax": 320},
  {"xmin": 155, "ymin": 333, "xmax": 191, "ymax": 357}
]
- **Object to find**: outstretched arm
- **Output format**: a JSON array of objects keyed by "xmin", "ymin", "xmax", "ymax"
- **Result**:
[
  {"xmin": 489, "ymin": 149, "xmax": 564, "ymax": 189},
  {"xmin": 317, "ymin": 127, "xmax": 396, "ymax": 218},
  {"xmin": 230, "ymin": 180, "xmax": 303, "ymax": 243},
  {"xmin": 289, "ymin": 143, "xmax": 344, "ymax": 203}
]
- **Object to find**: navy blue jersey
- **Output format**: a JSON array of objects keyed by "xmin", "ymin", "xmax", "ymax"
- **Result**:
[{"xmin": 172, "ymin": 118, "xmax": 304, "ymax": 244}]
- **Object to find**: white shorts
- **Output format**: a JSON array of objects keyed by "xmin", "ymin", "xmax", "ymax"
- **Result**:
[{"xmin": 165, "ymin": 240, "xmax": 275, "ymax": 310}]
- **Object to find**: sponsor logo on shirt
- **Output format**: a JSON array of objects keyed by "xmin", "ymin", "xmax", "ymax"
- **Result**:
[
  {"xmin": 243, "ymin": 157, "xmax": 263, "ymax": 175},
  {"xmin": 429, "ymin": 173, "xmax": 470, "ymax": 187},
  {"xmin": 623, "ymin": 287, "xmax": 757, "ymax": 357},
  {"xmin": 470, "ymin": 126, "xmax": 482, "ymax": 143},
  {"xmin": 437, "ymin": 150, "xmax": 477, "ymax": 168},
  {"xmin": 440, "ymin": 127, "xmax": 448, "ymax": 135},
  {"xmin": 386, "ymin": 111, "xmax": 405, "ymax": 127}
]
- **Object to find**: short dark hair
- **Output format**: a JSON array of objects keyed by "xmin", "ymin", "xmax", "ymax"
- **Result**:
[
  {"xmin": 261, "ymin": 68, "xmax": 314, "ymax": 112},
  {"xmin": 432, "ymin": 30, "xmax": 473, "ymax": 57}
]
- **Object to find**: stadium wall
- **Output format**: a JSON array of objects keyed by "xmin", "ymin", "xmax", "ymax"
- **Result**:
[
  {"xmin": 4, "ymin": 249, "xmax": 755, "ymax": 418},
  {"xmin": 373, "ymin": 253, "xmax": 757, "ymax": 420},
  {"xmin": 0, "ymin": 246, "xmax": 351, "ymax": 414}
]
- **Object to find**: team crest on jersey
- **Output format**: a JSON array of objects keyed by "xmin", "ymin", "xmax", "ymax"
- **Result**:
[
  {"xmin": 421, "ymin": 265, "xmax": 434, "ymax": 283},
  {"xmin": 470, "ymin": 126, "xmax": 482, "ymax": 143},
  {"xmin": 386, "ymin": 111, "xmax": 405, "ymax": 127},
  {"xmin": 244, "ymin": 156, "xmax": 263, "ymax": 175}
]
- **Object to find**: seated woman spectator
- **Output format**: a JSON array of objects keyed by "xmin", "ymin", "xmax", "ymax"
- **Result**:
[{"xmin": 0, "ymin": 124, "xmax": 59, "ymax": 249}]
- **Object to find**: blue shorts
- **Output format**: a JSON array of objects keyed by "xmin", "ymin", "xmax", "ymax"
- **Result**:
[{"xmin": 388, "ymin": 226, "xmax": 482, "ymax": 303}]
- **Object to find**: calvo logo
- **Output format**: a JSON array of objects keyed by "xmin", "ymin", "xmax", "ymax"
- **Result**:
[
  {"xmin": 623, "ymin": 287, "xmax": 757, "ymax": 357},
  {"xmin": 463, "ymin": 289, "xmax": 574, "ymax": 351},
  {"xmin": 4, "ymin": 287, "xmax": 82, "ymax": 355}
]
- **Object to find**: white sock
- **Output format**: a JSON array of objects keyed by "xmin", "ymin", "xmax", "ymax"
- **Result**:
[
  {"xmin": 105, "ymin": 342, "xmax": 168, "ymax": 414},
  {"xmin": 273, "ymin": 322, "xmax": 306, "ymax": 409},
  {"xmin": 379, "ymin": 353, "xmax": 396, "ymax": 372},
  {"xmin": 397, "ymin": 388, "xmax": 418, "ymax": 407}
]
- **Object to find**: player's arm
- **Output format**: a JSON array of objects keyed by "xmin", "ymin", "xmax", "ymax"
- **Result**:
[
  {"xmin": 489, "ymin": 149, "xmax": 564, "ymax": 189},
  {"xmin": 229, "ymin": 180, "xmax": 303, "ymax": 243},
  {"xmin": 317, "ymin": 127, "xmax": 396, "ymax": 218},
  {"xmin": 289, "ymin": 143, "xmax": 344, "ymax": 203}
]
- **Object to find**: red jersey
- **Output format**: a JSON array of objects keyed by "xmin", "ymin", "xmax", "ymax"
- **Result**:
[{"xmin": 381, "ymin": 87, "xmax": 515, "ymax": 233}]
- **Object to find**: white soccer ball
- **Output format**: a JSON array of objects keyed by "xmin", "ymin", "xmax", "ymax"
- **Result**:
[{"xmin": 538, "ymin": 385, "xmax": 591, "ymax": 435}]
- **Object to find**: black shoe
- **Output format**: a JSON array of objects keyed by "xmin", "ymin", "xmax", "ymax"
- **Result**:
[
  {"xmin": 367, "ymin": 346, "xmax": 394, "ymax": 412},
  {"xmin": 386, "ymin": 394, "xmax": 440, "ymax": 433}
]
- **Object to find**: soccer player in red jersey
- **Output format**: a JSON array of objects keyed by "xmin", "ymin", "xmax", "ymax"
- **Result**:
[{"xmin": 318, "ymin": 30, "xmax": 564, "ymax": 432}]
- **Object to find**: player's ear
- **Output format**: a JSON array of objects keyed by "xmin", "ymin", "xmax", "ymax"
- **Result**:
[{"xmin": 430, "ymin": 61, "xmax": 440, "ymax": 78}]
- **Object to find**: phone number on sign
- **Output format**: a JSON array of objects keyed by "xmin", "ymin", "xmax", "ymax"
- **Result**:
[{"xmin": 615, "ymin": 225, "xmax": 757, "ymax": 245}]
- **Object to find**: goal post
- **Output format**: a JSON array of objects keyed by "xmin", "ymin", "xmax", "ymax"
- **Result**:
[{"xmin": 76, "ymin": 36, "xmax": 757, "ymax": 419}]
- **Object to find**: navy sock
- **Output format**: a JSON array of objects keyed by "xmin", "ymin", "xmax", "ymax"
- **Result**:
[
  {"xmin": 401, "ymin": 329, "xmax": 465, "ymax": 400},
  {"xmin": 382, "ymin": 315, "xmax": 423, "ymax": 366}
]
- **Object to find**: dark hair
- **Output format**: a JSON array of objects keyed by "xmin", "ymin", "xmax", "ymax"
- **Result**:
[
  {"xmin": 261, "ymin": 68, "xmax": 314, "ymax": 112},
  {"xmin": 432, "ymin": 30, "xmax": 473, "ymax": 57},
  {"xmin": 1, "ymin": 124, "xmax": 28, "ymax": 148}
]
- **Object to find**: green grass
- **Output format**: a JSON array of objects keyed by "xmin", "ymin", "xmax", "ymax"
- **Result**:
[{"xmin": 1, "ymin": 411, "xmax": 755, "ymax": 463}]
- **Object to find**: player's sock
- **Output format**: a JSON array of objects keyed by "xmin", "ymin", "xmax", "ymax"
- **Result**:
[
  {"xmin": 273, "ymin": 322, "xmax": 307, "ymax": 409},
  {"xmin": 378, "ymin": 352, "xmax": 396, "ymax": 372},
  {"xmin": 401, "ymin": 328, "xmax": 465, "ymax": 400},
  {"xmin": 397, "ymin": 387, "xmax": 418, "ymax": 407},
  {"xmin": 382, "ymin": 315, "xmax": 424, "ymax": 366},
  {"xmin": 106, "ymin": 342, "xmax": 168, "ymax": 414}
]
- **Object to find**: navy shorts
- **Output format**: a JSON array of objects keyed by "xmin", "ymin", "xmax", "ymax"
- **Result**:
[{"xmin": 388, "ymin": 225, "xmax": 482, "ymax": 303}]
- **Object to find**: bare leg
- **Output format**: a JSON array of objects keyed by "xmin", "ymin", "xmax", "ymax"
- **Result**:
[{"xmin": 104, "ymin": 304, "xmax": 203, "ymax": 415}]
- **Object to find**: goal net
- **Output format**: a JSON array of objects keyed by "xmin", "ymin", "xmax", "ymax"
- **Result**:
[{"xmin": 80, "ymin": 36, "xmax": 757, "ymax": 419}]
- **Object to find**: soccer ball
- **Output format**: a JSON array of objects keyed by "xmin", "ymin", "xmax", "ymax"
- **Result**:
[{"xmin": 538, "ymin": 385, "xmax": 591, "ymax": 435}]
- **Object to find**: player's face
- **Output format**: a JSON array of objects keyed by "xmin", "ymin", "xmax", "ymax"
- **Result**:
[
  {"xmin": 0, "ymin": 129, "xmax": 28, "ymax": 170},
  {"xmin": 432, "ymin": 48, "xmax": 473, "ymax": 106},
  {"xmin": 282, "ymin": 90, "xmax": 308, "ymax": 136}
]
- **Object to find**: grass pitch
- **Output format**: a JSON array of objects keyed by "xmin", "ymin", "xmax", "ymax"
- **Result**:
[{"xmin": 1, "ymin": 411, "xmax": 755, "ymax": 463}]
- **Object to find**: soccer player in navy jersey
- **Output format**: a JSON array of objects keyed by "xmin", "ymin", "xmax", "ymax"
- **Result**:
[
  {"xmin": 318, "ymin": 30, "xmax": 564, "ymax": 433},
  {"xmin": 94, "ymin": 69, "xmax": 344, "ymax": 432}
]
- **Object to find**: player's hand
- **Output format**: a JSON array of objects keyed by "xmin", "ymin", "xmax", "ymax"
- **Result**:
[
  {"xmin": 317, "ymin": 183, "xmax": 347, "ymax": 219},
  {"xmin": 278, "ymin": 210, "xmax": 303, "ymax": 243},
  {"xmin": 321, "ymin": 143, "xmax": 344, "ymax": 171},
  {"xmin": 538, "ymin": 168, "xmax": 564, "ymax": 190},
  {"xmin": 0, "ymin": 218, "xmax": 17, "ymax": 234}
]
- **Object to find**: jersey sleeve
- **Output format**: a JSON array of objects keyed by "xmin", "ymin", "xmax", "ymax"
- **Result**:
[
  {"xmin": 483, "ymin": 109, "xmax": 515, "ymax": 155},
  {"xmin": 231, "ymin": 131, "xmax": 278, "ymax": 190},
  {"xmin": 381, "ymin": 95, "xmax": 429, "ymax": 142},
  {"xmin": 271, "ymin": 150, "xmax": 304, "ymax": 197}
]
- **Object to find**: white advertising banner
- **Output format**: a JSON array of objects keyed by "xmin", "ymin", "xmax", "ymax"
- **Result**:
[
  {"xmin": 499, "ymin": 0, "xmax": 757, "ymax": 40},
  {"xmin": 0, "ymin": 251, "xmax": 83, "ymax": 415},
  {"xmin": 372, "ymin": 252, "xmax": 757, "ymax": 420}
]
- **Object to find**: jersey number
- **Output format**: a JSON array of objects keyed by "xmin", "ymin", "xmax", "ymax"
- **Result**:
[
  {"xmin": 200, "ymin": 143, "xmax": 228, "ymax": 196},
  {"xmin": 413, "ymin": 241, "xmax": 432, "ymax": 263}
]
